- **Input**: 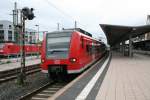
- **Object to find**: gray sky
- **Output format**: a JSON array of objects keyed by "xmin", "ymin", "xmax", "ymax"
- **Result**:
[{"xmin": 0, "ymin": 0, "xmax": 150, "ymax": 42}]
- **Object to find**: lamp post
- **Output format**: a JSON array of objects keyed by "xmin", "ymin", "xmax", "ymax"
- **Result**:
[
  {"xmin": 35, "ymin": 25, "xmax": 39, "ymax": 43},
  {"xmin": 35, "ymin": 25, "xmax": 40, "ymax": 58}
]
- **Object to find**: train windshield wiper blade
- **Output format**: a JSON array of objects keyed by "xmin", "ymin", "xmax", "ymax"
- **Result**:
[{"xmin": 50, "ymin": 49, "xmax": 67, "ymax": 53}]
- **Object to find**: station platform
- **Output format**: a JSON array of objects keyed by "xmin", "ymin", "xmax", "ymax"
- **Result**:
[
  {"xmin": 0, "ymin": 56, "xmax": 39, "ymax": 64},
  {"xmin": 49, "ymin": 52, "xmax": 150, "ymax": 100},
  {"xmin": 0, "ymin": 58, "xmax": 41, "ymax": 72},
  {"xmin": 96, "ymin": 52, "xmax": 150, "ymax": 100}
]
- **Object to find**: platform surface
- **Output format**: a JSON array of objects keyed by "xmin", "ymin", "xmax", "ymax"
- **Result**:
[
  {"xmin": 96, "ymin": 52, "xmax": 150, "ymax": 100},
  {"xmin": 49, "ymin": 53, "xmax": 110, "ymax": 100},
  {"xmin": 0, "ymin": 56, "xmax": 39, "ymax": 63},
  {"xmin": 0, "ymin": 58, "xmax": 40, "ymax": 72}
]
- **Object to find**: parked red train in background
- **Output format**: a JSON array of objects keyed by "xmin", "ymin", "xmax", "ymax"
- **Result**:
[
  {"xmin": 41, "ymin": 28, "xmax": 106, "ymax": 80},
  {"xmin": 0, "ymin": 42, "xmax": 41, "ymax": 57}
]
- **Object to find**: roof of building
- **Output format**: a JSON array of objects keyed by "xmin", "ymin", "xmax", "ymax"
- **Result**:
[
  {"xmin": 100, "ymin": 24, "xmax": 150, "ymax": 46},
  {"xmin": 0, "ymin": 20, "xmax": 13, "ymax": 24}
]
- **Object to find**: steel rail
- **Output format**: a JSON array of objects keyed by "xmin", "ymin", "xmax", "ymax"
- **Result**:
[{"xmin": 0, "ymin": 64, "xmax": 41, "ymax": 83}]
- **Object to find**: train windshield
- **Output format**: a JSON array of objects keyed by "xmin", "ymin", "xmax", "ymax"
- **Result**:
[
  {"xmin": 0, "ymin": 43, "xmax": 4, "ymax": 49},
  {"xmin": 46, "ymin": 32, "xmax": 71, "ymax": 59}
]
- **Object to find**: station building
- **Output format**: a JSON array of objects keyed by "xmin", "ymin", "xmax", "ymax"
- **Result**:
[
  {"xmin": 0, "ymin": 20, "xmax": 14, "ymax": 42},
  {"xmin": 24, "ymin": 28, "xmax": 37, "ymax": 44},
  {"xmin": 0, "ymin": 20, "xmax": 37, "ymax": 44}
]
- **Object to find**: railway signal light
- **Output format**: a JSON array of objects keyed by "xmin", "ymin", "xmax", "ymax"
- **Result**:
[
  {"xmin": 22, "ymin": 7, "xmax": 35, "ymax": 20},
  {"xmin": 28, "ymin": 8, "xmax": 34, "ymax": 20}
]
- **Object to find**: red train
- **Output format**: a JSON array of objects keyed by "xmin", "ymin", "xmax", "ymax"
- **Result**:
[
  {"xmin": 41, "ymin": 28, "xmax": 106, "ymax": 80},
  {"xmin": 0, "ymin": 42, "xmax": 40, "ymax": 57}
]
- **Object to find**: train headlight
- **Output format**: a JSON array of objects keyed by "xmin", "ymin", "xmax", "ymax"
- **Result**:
[
  {"xmin": 70, "ymin": 58, "xmax": 77, "ymax": 63},
  {"xmin": 41, "ymin": 59, "xmax": 45, "ymax": 63}
]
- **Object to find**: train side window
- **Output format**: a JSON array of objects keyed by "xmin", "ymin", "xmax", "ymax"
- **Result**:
[
  {"xmin": 81, "ymin": 37, "xmax": 84, "ymax": 48},
  {"xmin": 86, "ymin": 44, "xmax": 89, "ymax": 53},
  {"xmin": 91, "ymin": 44, "xmax": 95, "ymax": 54},
  {"xmin": 86, "ymin": 44, "xmax": 92, "ymax": 54},
  {"xmin": 89, "ymin": 45, "xmax": 92, "ymax": 55}
]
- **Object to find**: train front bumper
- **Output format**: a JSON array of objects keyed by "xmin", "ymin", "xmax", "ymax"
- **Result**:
[{"xmin": 41, "ymin": 59, "xmax": 81, "ymax": 74}]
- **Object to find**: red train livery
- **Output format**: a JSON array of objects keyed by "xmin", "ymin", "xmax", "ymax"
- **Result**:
[
  {"xmin": 41, "ymin": 28, "xmax": 106, "ymax": 79},
  {"xmin": 0, "ymin": 43, "xmax": 40, "ymax": 56}
]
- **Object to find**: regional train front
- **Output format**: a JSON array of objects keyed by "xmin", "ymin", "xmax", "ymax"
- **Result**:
[
  {"xmin": 41, "ymin": 30, "xmax": 73, "ymax": 80},
  {"xmin": 41, "ymin": 28, "xmax": 105, "ymax": 80}
]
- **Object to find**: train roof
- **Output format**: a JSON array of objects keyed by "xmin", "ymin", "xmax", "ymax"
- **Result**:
[
  {"xmin": 63, "ymin": 28, "xmax": 92, "ymax": 37},
  {"xmin": 46, "ymin": 28, "xmax": 106, "ymax": 43},
  {"xmin": 47, "ymin": 28, "xmax": 92, "ymax": 38}
]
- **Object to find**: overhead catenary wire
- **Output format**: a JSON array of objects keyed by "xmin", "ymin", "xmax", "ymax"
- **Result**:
[
  {"xmin": 8, "ymin": 1, "xmax": 57, "ymax": 32},
  {"xmin": 10, "ymin": 0, "xmax": 87, "ymax": 32},
  {"xmin": 44, "ymin": 0, "xmax": 75, "ymax": 21},
  {"xmin": 43, "ymin": 0, "xmax": 86, "ymax": 29}
]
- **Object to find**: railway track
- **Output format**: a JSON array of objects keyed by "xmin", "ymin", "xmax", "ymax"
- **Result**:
[
  {"xmin": 0, "ymin": 64, "xmax": 41, "ymax": 83},
  {"xmin": 18, "ymin": 55, "xmax": 107, "ymax": 100},
  {"xmin": 20, "ymin": 82, "xmax": 67, "ymax": 100}
]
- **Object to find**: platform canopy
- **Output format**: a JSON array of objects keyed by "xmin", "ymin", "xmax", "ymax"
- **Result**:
[{"xmin": 100, "ymin": 24, "xmax": 150, "ymax": 46}]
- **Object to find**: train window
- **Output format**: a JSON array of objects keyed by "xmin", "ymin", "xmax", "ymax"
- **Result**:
[
  {"xmin": 89, "ymin": 45, "xmax": 92, "ymax": 55},
  {"xmin": 81, "ymin": 36, "xmax": 84, "ymax": 48},
  {"xmin": 86, "ymin": 45, "xmax": 89, "ymax": 52},
  {"xmin": 0, "ymin": 44, "xmax": 4, "ymax": 48},
  {"xmin": 86, "ymin": 44, "xmax": 92, "ymax": 54},
  {"xmin": 91, "ymin": 44, "xmax": 95, "ymax": 54},
  {"xmin": 0, "ymin": 30, "xmax": 4, "ymax": 41},
  {"xmin": 46, "ymin": 32, "xmax": 71, "ymax": 59}
]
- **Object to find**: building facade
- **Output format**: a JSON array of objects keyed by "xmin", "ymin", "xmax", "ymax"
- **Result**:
[
  {"xmin": 0, "ymin": 20, "xmax": 14, "ymax": 42},
  {"xmin": 0, "ymin": 20, "xmax": 37, "ymax": 44},
  {"xmin": 25, "ymin": 28, "xmax": 37, "ymax": 44}
]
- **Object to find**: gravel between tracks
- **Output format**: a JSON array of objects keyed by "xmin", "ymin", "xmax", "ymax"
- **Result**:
[{"xmin": 0, "ymin": 72, "xmax": 49, "ymax": 100}]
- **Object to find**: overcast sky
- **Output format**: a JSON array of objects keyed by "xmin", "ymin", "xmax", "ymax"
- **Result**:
[{"xmin": 0, "ymin": 0, "xmax": 150, "ymax": 43}]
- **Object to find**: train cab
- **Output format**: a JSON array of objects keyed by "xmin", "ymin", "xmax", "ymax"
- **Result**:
[{"xmin": 41, "ymin": 28, "xmax": 105, "ymax": 80}]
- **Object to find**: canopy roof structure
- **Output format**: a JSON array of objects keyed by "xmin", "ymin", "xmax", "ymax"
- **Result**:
[{"xmin": 100, "ymin": 24, "xmax": 150, "ymax": 46}]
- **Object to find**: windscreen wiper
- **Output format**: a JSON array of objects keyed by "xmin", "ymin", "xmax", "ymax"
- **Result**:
[{"xmin": 50, "ymin": 49, "xmax": 67, "ymax": 54}]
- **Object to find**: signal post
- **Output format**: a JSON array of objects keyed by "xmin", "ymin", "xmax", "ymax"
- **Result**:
[{"xmin": 17, "ymin": 7, "xmax": 34, "ymax": 85}]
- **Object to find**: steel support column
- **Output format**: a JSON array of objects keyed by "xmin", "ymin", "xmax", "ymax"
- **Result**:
[
  {"xmin": 122, "ymin": 41, "xmax": 125, "ymax": 56},
  {"xmin": 129, "ymin": 34, "xmax": 133, "ymax": 57}
]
